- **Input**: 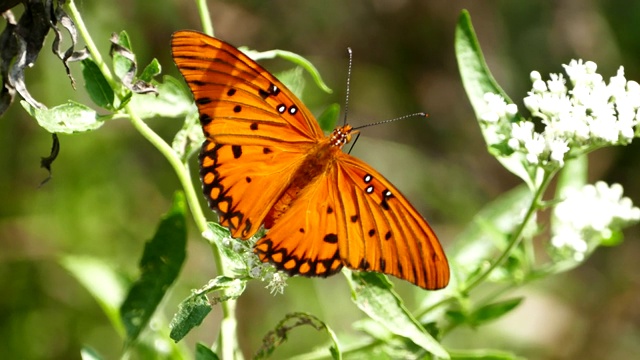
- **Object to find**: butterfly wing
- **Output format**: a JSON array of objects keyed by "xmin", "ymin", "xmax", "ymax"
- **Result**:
[
  {"xmin": 254, "ymin": 154, "xmax": 449, "ymax": 290},
  {"xmin": 200, "ymin": 141, "xmax": 306, "ymax": 239},
  {"xmin": 254, "ymin": 168, "xmax": 344, "ymax": 277},
  {"xmin": 334, "ymin": 154, "xmax": 449, "ymax": 290},
  {"xmin": 172, "ymin": 31, "xmax": 328, "ymax": 238},
  {"xmin": 171, "ymin": 30, "xmax": 324, "ymax": 146}
]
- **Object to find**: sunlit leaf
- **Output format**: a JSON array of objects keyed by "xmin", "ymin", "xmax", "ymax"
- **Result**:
[
  {"xmin": 22, "ymin": 100, "xmax": 104, "ymax": 133},
  {"xmin": 346, "ymin": 271, "xmax": 449, "ymax": 359},
  {"xmin": 455, "ymin": 10, "xmax": 532, "ymax": 188}
]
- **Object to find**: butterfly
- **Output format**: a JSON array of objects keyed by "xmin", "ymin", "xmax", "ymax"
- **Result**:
[{"xmin": 171, "ymin": 30, "xmax": 449, "ymax": 290}]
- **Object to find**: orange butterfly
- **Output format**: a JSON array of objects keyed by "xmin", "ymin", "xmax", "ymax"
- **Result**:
[{"xmin": 171, "ymin": 30, "xmax": 449, "ymax": 290}]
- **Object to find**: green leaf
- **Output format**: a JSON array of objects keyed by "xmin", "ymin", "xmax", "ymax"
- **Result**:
[
  {"xmin": 455, "ymin": 10, "xmax": 532, "ymax": 188},
  {"xmin": 472, "ymin": 298, "xmax": 523, "ymax": 326},
  {"xmin": 346, "ymin": 271, "xmax": 449, "ymax": 359},
  {"xmin": 205, "ymin": 223, "xmax": 247, "ymax": 274},
  {"xmin": 139, "ymin": 58, "xmax": 162, "ymax": 82},
  {"xmin": 452, "ymin": 185, "xmax": 533, "ymax": 274},
  {"xmin": 170, "ymin": 276, "xmax": 246, "ymax": 341},
  {"xmin": 276, "ymin": 67, "xmax": 306, "ymax": 99},
  {"xmin": 128, "ymin": 75, "xmax": 195, "ymax": 119},
  {"xmin": 195, "ymin": 343, "xmax": 220, "ymax": 360},
  {"xmin": 59, "ymin": 256, "xmax": 128, "ymax": 336},
  {"xmin": 120, "ymin": 192, "xmax": 188, "ymax": 343},
  {"xmin": 113, "ymin": 30, "xmax": 134, "ymax": 81},
  {"xmin": 81, "ymin": 58, "xmax": 114, "ymax": 109},
  {"xmin": 21, "ymin": 100, "xmax": 104, "ymax": 134},
  {"xmin": 243, "ymin": 47, "xmax": 333, "ymax": 94},
  {"xmin": 317, "ymin": 103, "xmax": 340, "ymax": 132},
  {"xmin": 255, "ymin": 312, "xmax": 342, "ymax": 360},
  {"xmin": 449, "ymin": 348, "xmax": 524, "ymax": 360},
  {"xmin": 170, "ymin": 293, "xmax": 212, "ymax": 342}
]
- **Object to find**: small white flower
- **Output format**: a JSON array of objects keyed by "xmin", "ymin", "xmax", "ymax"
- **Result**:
[
  {"xmin": 547, "ymin": 74, "xmax": 566, "ymax": 94},
  {"xmin": 249, "ymin": 264, "xmax": 263, "ymax": 278},
  {"xmin": 523, "ymin": 93, "xmax": 541, "ymax": 111},
  {"xmin": 481, "ymin": 111, "xmax": 500, "ymax": 123},
  {"xmin": 530, "ymin": 71, "xmax": 542, "ymax": 82},
  {"xmin": 552, "ymin": 181, "xmax": 640, "ymax": 260},
  {"xmin": 506, "ymin": 103, "xmax": 518, "ymax": 116},
  {"xmin": 481, "ymin": 92, "xmax": 516, "ymax": 123},
  {"xmin": 532, "ymin": 79, "xmax": 547, "ymax": 92},
  {"xmin": 508, "ymin": 138, "xmax": 520, "ymax": 150},
  {"xmin": 511, "ymin": 121, "xmax": 535, "ymax": 142},
  {"xmin": 523, "ymin": 132, "xmax": 545, "ymax": 164},
  {"xmin": 548, "ymin": 138, "xmax": 569, "ymax": 165},
  {"xmin": 265, "ymin": 272, "xmax": 288, "ymax": 295}
]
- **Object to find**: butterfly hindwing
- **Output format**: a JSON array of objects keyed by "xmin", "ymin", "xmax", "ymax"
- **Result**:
[
  {"xmin": 172, "ymin": 31, "xmax": 323, "ymax": 147},
  {"xmin": 334, "ymin": 154, "xmax": 450, "ymax": 290},
  {"xmin": 200, "ymin": 140, "xmax": 307, "ymax": 239},
  {"xmin": 254, "ymin": 170, "xmax": 344, "ymax": 277}
]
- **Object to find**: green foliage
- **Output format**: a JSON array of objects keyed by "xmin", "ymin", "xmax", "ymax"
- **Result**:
[
  {"xmin": 21, "ymin": 100, "xmax": 104, "ymax": 133},
  {"xmin": 81, "ymin": 58, "xmax": 115, "ymax": 109},
  {"xmin": 347, "ymin": 271, "xmax": 449, "ymax": 358},
  {"xmin": 121, "ymin": 191, "xmax": 188, "ymax": 342},
  {"xmin": 8, "ymin": 2, "xmax": 638, "ymax": 360}
]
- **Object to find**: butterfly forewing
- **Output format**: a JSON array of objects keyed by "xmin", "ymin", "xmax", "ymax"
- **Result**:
[
  {"xmin": 172, "ymin": 31, "xmax": 323, "ymax": 146},
  {"xmin": 200, "ymin": 140, "xmax": 306, "ymax": 239}
]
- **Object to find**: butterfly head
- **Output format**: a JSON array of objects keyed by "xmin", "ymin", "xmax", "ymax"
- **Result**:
[{"xmin": 330, "ymin": 125, "xmax": 359, "ymax": 148}]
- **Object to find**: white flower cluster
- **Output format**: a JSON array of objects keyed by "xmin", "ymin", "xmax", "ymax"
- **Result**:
[
  {"xmin": 552, "ymin": 181, "xmax": 640, "ymax": 261},
  {"xmin": 481, "ymin": 60, "xmax": 640, "ymax": 167}
]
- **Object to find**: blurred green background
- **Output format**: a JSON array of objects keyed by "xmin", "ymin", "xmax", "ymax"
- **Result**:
[{"xmin": 2, "ymin": 0, "xmax": 640, "ymax": 359}]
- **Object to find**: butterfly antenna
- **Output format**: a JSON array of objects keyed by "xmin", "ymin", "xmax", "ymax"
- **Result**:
[
  {"xmin": 353, "ymin": 112, "xmax": 429, "ymax": 131},
  {"xmin": 342, "ymin": 47, "xmax": 353, "ymax": 126},
  {"xmin": 348, "ymin": 113, "xmax": 428, "ymax": 154}
]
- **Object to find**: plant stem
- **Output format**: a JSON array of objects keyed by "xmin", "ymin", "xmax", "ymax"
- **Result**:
[
  {"xmin": 462, "ymin": 169, "xmax": 554, "ymax": 293},
  {"xmin": 196, "ymin": 0, "xmax": 214, "ymax": 36},
  {"xmin": 67, "ymin": 0, "xmax": 119, "ymax": 93},
  {"xmin": 420, "ymin": 168, "xmax": 556, "ymax": 318}
]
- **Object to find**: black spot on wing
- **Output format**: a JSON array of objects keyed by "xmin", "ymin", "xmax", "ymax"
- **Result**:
[
  {"xmin": 196, "ymin": 97, "xmax": 212, "ymax": 105},
  {"xmin": 200, "ymin": 113, "xmax": 212, "ymax": 125},
  {"xmin": 323, "ymin": 233, "xmax": 338, "ymax": 244},
  {"xmin": 231, "ymin": 145, "xmax": 242, "ymax": 159}
]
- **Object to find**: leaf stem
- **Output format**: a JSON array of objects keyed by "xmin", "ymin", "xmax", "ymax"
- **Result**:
[
  {"xmin": 66, "ymin": 0, "xmax": 120, "ymax": 93},
  {"xmin": 420, "ymin": 168, "xmax": 556, "ymax": 318},
  {"xmin": 461, "ymin": 169, "xmax": 554, "ymax": 293},
  {"xmin": 195, "ymin": 0, "xmax": 214, "ymax": 36}
]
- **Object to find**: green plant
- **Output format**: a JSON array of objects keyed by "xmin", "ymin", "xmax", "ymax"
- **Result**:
[{"xmin": 5, "ymin": 2, "xmax": 638, "ymax": 359}]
